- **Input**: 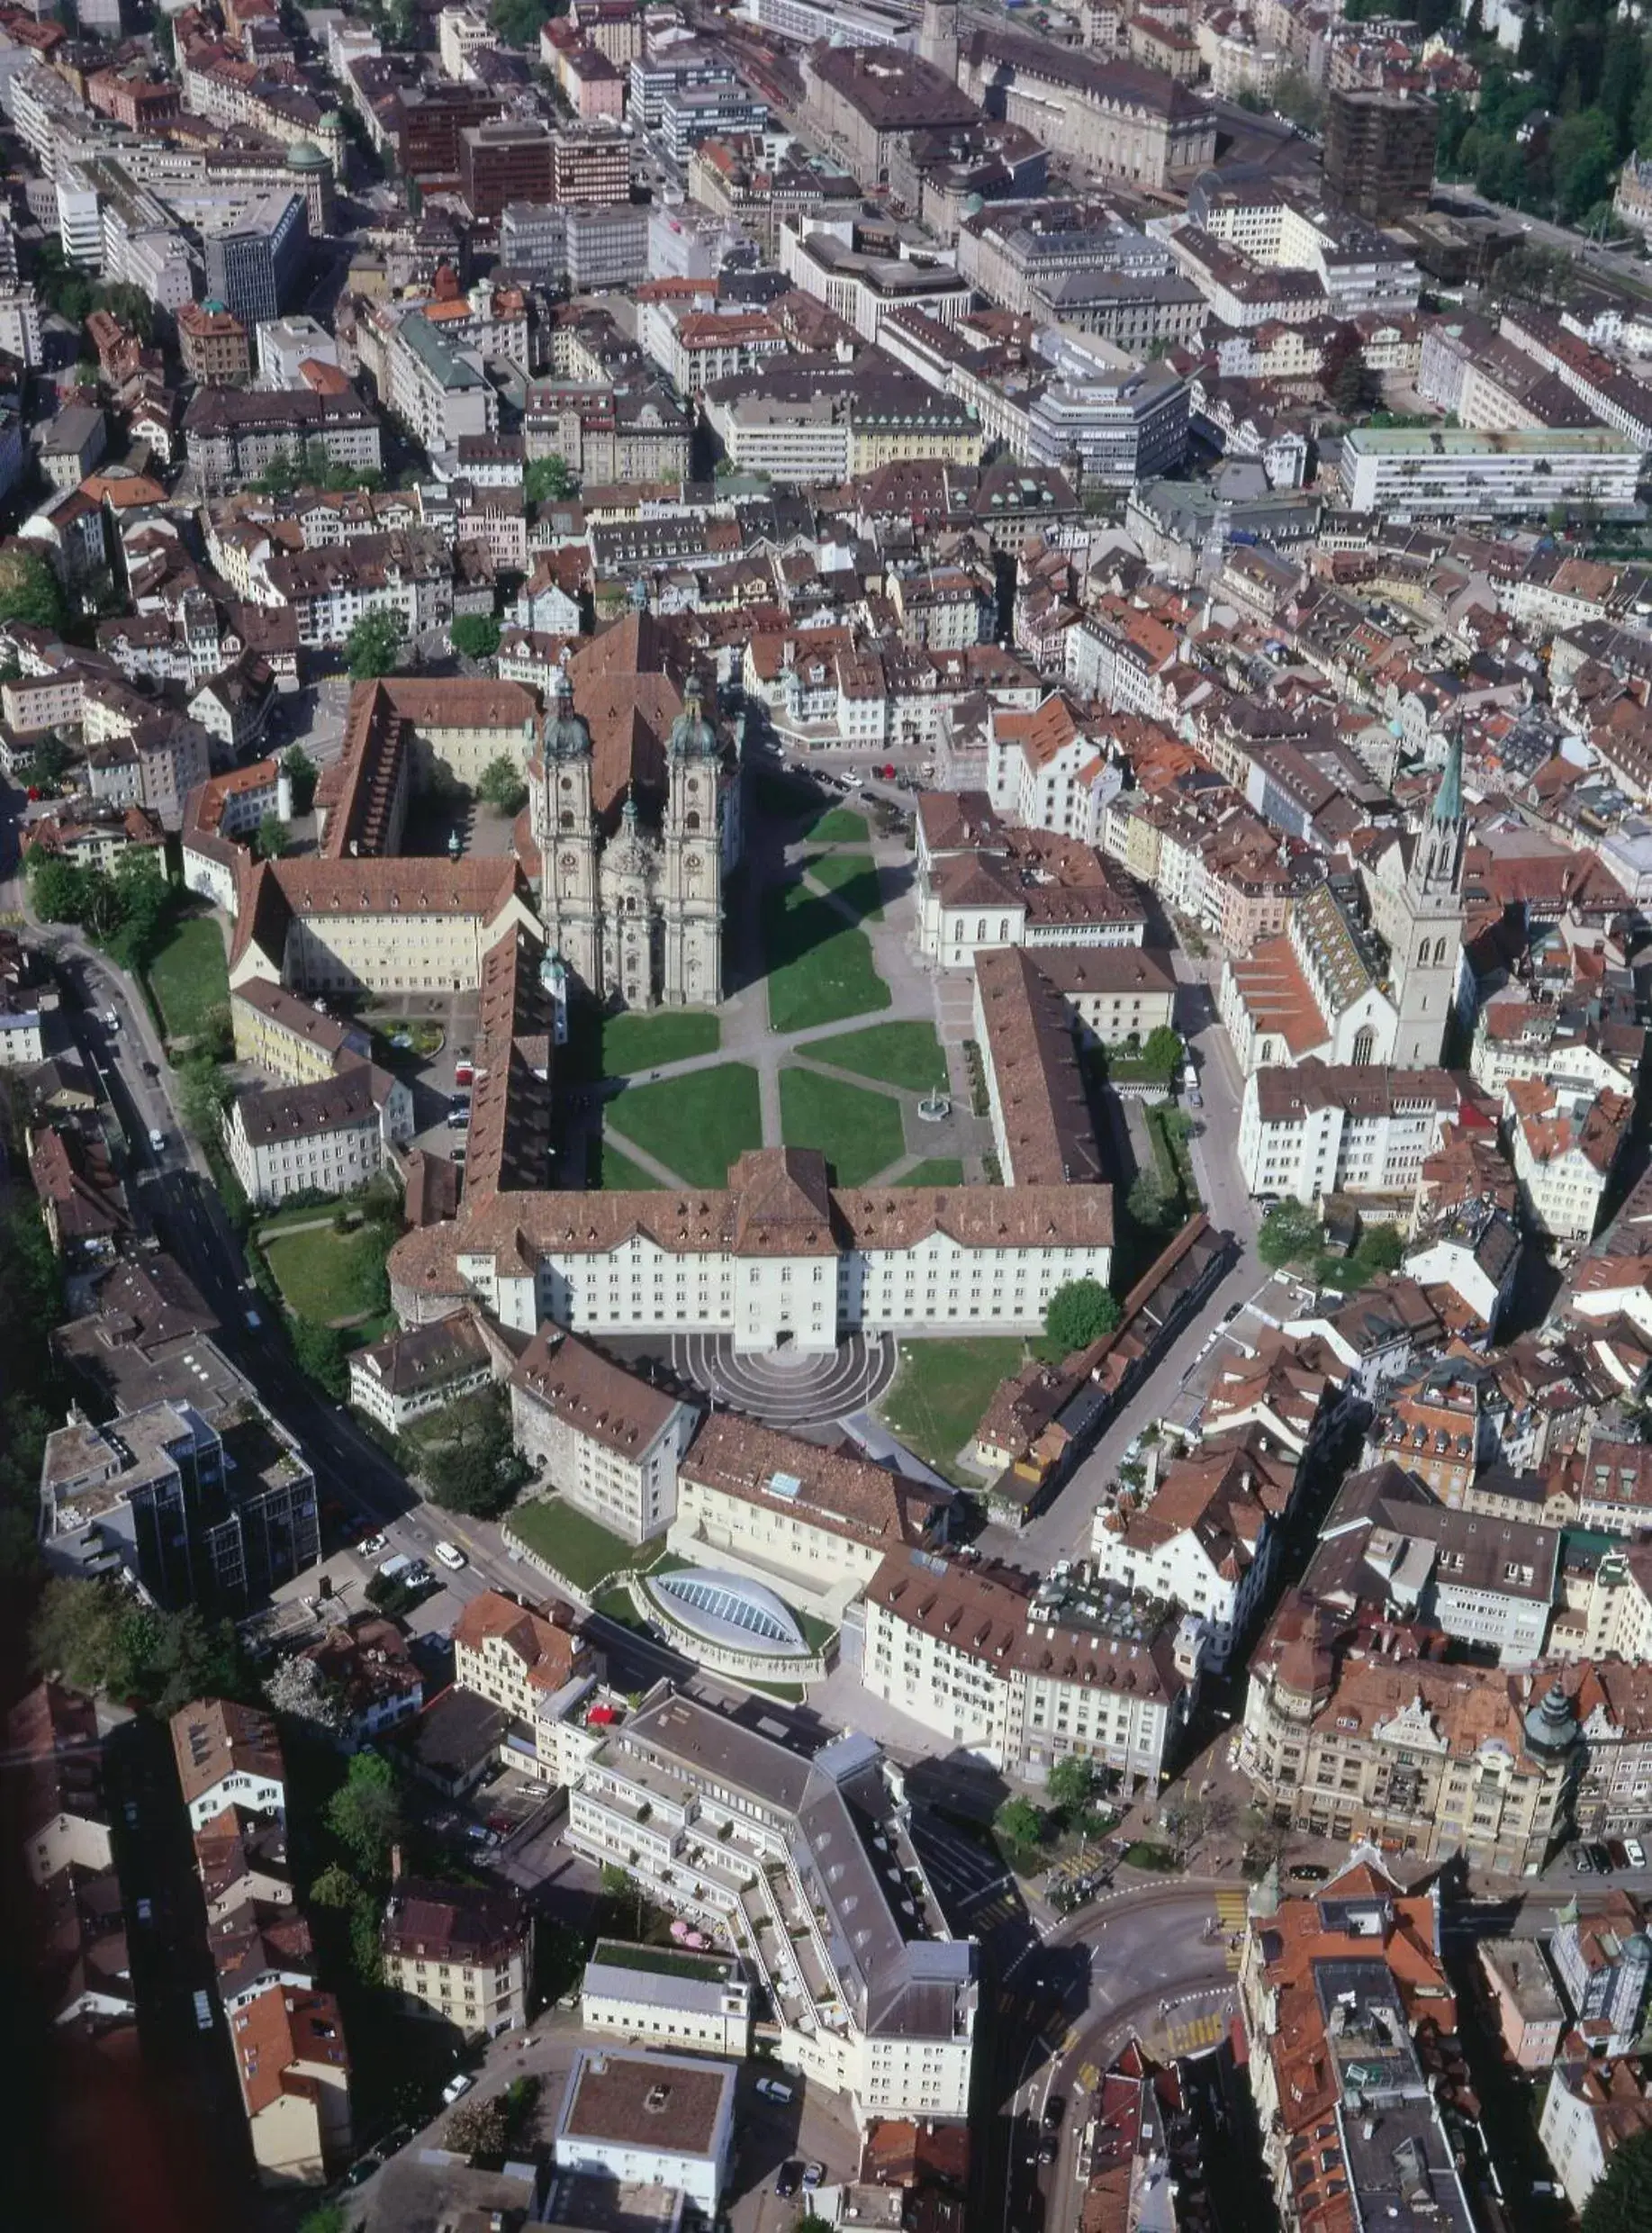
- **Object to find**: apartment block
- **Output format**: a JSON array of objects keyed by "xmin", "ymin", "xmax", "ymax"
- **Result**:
[
  {"xmin": 510, "ymin": 1324, "xmax": 699, "ymax": 1544},
  {"xmin": 382, "ymin": 1877, "xmax": 531, "ymax": 2038}
]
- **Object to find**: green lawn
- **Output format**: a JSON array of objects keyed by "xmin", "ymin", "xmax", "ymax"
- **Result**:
[
  {"xmin": 263, "ymin": 1225, "xmax": 391, "ymax": 1325},
  {"xmin": 898, "ymin": 1158, "xmax": 966, "ymax": 1187},
  {"xmin": 510, "ymin": 1500, "xmax": 660, "ymax": 1592},
  {"xmin": 807, "ymin": 1020, "xmax": 948, "ymax": 1092},
  {"xmin": 601, "ymin": 1008, "xmax": 720, "ymax": 1075},
  {"xmin": 805, "ymin": 805, "xmax": 869, "ymax": 844},
  {"xmin": 801, "ymin": 851, "xmax": 883, "ymax": 921},
  {"xmin": 763, "ymin": 880, "xmax": 891, "ymax": 1035},
  {"xmin": 780, "ymin": 1067, "xmax": 906, "ymax": 1187},
  {"xmin": 146, "ymin": 913, "xmax": 229, "ymax": 1044},
  {"xmin": 608, "ymin": 1062, "xmax": 763, "ymax": 1188},
  {"xmin": 596, "ymin": 1140, "xmax": 664, "ymax": 1190},
  {"xmin": 878, "ymin": 1336, "xmax": 1028, "ymax": 1479}
]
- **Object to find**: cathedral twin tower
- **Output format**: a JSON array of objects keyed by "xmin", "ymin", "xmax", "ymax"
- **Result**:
[{"xmin": 531, "ymin": 658, "xmax": 734, "ymax": 1013}]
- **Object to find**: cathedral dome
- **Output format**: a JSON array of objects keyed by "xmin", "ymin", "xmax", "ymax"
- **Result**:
[
  {"xmin": 545, "ymin": 662, "xmax": 591, "ymax": 761},
  {"xmin": 667, "ymin": 676, "xmax": 718, "ymax": 760}
]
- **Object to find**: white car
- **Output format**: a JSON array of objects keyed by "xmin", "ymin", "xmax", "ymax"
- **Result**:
[
  {"xmin": 357, "ymin": 1534, "xmax": 387, "ymax": 1559},
  {"xmin": 433, "ymin": 1540, "xmax": 467, "ymax": 1572},
  {"xmin": 441, "ymin": 2073, "xmax": 474, "ymax": 2105},
  {"xmin": 755, "ymin": 2076, "xmax": 794, "ymax": 2103},
  {"xmin": 148, "ymin": 1128, "xmax": 166, "ymax": 1153},
  {"xmin": 1627, "ymin": 1838, "xmax": 1647, "ymax": 1870}
]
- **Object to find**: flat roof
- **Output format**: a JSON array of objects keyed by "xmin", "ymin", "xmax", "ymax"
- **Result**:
[
  {"xmin": 1342, "ymin": 425, "xmax": 1638, "ymax": 457},
  {"xmin": 557, "ymin": 2046, "xmax": 735, "ymax": 2156}
]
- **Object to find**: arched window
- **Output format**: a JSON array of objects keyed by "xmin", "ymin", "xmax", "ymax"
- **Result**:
[
  {"xmin": 1417, "ymin": 939, "xmax": 1430, "ymax": 965},
  {"xmin": 976, "ymin": 918, "xmax": 987, "ymax": 939},
  {"xmin": 685, "ymin": 810, "xmax": 700, "ymax": 832},
  {"xmin": 560, "ymin": 811, "xmax": 574, "ymax": 831},
  {"xmin": 1351, "ymin": 1026, "xmax": 1376, "ymax": 1066},
  {"xmin": 1435, "ymin": 936, "xmax": 1451, "ymax": 965}
]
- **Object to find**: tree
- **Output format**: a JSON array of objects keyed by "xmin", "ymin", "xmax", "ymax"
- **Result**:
[
  {"xmin": 1329, "ymin": 348, "xmax": 1375, "ymax": 416},
  {"xmin": 446, "ymin": 2094, "xmax": 510, "ymax": 2158},
  {"xmin": 1142, "ymin": 1025, "xmax": 1183, "ymax": 1080},
  {"xmin": 1584, "ymin": 2129, "xmax": 1652, "ymax": 2232},
  {"xmin": 452, "ymin": 614, "xmax": 501, "ymax": 662},
  {"xmin": 1257, "ymin": 1199, "xmax": 1322, "ymax": 1269},
  {"xmin": 281, "ymin": 745, "xmax": 319, "ymax": 815},
  {"xmin": 0, "ymin": 547, "xmax": 67, "ymax": 633},
  {"xmin": 327, "ymin": 1750, "xmax": 402, "ymax": 1877},
  {"xmin": 153, "ymin": 11, "xmax": 175, "ymax": 63},
  {"xmin": 1046, "ymin": 1755, "xmax": 1099, "ymax": 1816},
  {"xmin": 309, "ymin": 1864, "xmax": 360, "ymax": 1910},
  {"xmin": 291, "ymin": 1317, "xmax": 348, "ymax": 1399},
  {"xmin": 265, "ymin": 1650, "xmax": 347, "ymax": 1734},
  {"xmin": 1045, "ymin": 1278, "xmax": 1123, "ymax": 1354},
  {"xmin": 492, "ymin": 0, "xmax": 549, "ymax": 48},
  {"xmin": 175, "ymin": 1053, "xmax": 231, "ymax": 1144},
  {"xmin": 475, "ymin": 752, "xmax": 528, "ymax": 816},
  {"xmin": 524, "ymin": 453, "xmax": 578, "ymax": 506},
  {"xmin": 102, "ymin": 850, "xmax": 172, "ymax": 972},
  {"xmin": 21, "ymin": 734, "xmax": 71, "ymax": 791},
  {"xmin": 32, "ymin": 1576, "xmax": 129, "ymax": 1692},
  {"xmin": 254, "ymin": 812, "xmax": 289, "ymax": 861},
  {"xmin": 95, "ymin": 283, "xmax": 155, "ymax": 343},
  {"xmin": 995, "ymin": 1796, "xmax": 1043, "ymax": 1850},
  {"xmin": 1551, "ymin": 106, "xmax": 1618, "ymax": 223},
  {"xmin": 405, "ymin": 1387, "xmax": 527, "ymax": 1517},
  {"xmin": 1271, "ymin": 68, "xmax": 1324, "ymax": 135},
  {"xmin": 28, "ymin": 852, "xmax": 92, "ymax": 924},
  {"xmin": 298, "ymin": 2209, "xmax": 347, "ymax": 2233},
  {"xmin": 345, "ymin": 607, "xmax": 407, "ymax": 680}
]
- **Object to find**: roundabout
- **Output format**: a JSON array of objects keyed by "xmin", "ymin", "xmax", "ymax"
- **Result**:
[{"xmin": 668, "ymin": 1330, "xmax": 896, "ymax": 1429}]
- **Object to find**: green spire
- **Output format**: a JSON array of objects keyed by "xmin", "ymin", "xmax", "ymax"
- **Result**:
[{"xmin": 1431, "ymin": 724, "xmax": 1464, "ymax": 825}]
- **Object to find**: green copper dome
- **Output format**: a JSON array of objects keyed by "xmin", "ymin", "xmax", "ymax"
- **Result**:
[{"xmin": 667, "ymin": 675, "xmax": 718, "ymax": 760}]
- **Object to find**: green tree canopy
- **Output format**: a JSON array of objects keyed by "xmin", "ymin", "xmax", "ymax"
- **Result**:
[
  {"xmin": 405, "ymin": 1387, "xmax": 527, "ymax": 1517},
  {"xmin": 290, "ymin": 1317, "xmax": 348, "ymax": 1398},
  {"xmin": 281, "ymin": 745, "xmax": 319, "ymax": 815},
  {"xmin": 1045, "ymin": 1278, "xmax": 1123, "ymax": 1354},
  {"xmin": 995, "ymin": 1796, "xmax": 1043, "ymax": 1850},
  {"xmin": 475, "ymin": 752, "xmax": 528, "ymax": 816},
  {"xmin": 327, "ymin": 1749, "xmax": 403, "ymax": 1877},
  {"xmin": 1584, "ymin": 2127, "xmax": 1652, "ymax": 2233},
  {"xmin": 0, "ymin": 547, "xmax": 68, "ymax": 633},
  {"xmin": 524, "ymin": 452, "xmax": 578, "ymax": 505},
  {"xmin": 21, "ymin": 734, "xmax": 72, "ymax": 791},
  {"xmin": 1142, "ymin": 1025, "xmax": 1183, "ymax": 1079},
  {"xmin": 255, "ymin": 812, "xmax": 289, "ymax": 861},
  {"xmin": 175, "ymin": 1053, "xmax": 231, "ymax": 1144},
  {"xmin": 492, "ymin": 0, "xmax": 549, "ymax": 48},
  {"xmin": 345, "ymin": 607, "xmax": 407, "ymax": 680},
  {"xmin": 452, "ymin": 614, "xmax": 501, "ymax": 662},
  {"xmin": 1257, "ymin": 1199, "xmax": 1322, "ymax": 1269},
  {"xmin": 28, "ymin": 852, "xmax": 91, "ymax": 924},
  {"xmin": 1046, "ymin": 1755, "xmax": 1099, "ymax": 1815}
]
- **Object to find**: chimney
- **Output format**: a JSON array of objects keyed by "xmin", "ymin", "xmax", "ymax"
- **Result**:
[{"xmin": 390, "ymin": 1842, "xmax": 403, "ymax": 1884}]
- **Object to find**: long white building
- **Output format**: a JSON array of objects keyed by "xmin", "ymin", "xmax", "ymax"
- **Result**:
[
  {"xmin": 1338, "ymin": 426, "xmax": 1640, "ymax": 518},
  {"xmin": 1238, "ymin": 1061, "xmax": 1467, "ymax": 1204},
  {"xmin": 392, "ymin": 1145, "xmax": 1112, "ymax": 1352}
]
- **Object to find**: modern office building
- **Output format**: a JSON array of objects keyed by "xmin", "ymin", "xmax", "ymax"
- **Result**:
[
  {"xmin": 1323, "ymin": 87, "xmax": 1438, "ymax": 221},
  {"xmin": 203, "ymin": 192, "xmax": 309, "ymax": 330},
  {"xmin": 1337, "ymin": 425, "xmax": 1641, "ymax": 518}
]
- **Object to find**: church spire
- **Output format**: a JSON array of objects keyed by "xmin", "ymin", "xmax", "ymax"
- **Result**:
[{"xmin": 1431, "ymin": 722, "xmax": 1464, "ymax": 827}]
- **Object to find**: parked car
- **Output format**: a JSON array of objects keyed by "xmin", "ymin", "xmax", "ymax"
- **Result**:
[
  {"xmin": 1575, "ymin": 1844, "xmax": 1598, "ymax": 1873},
  {"xmin": 441, "ymin": 2073, "xmax": 474, "ymax": 2105},
  {"xmin": 433, "ymin": 1540, "xmax": 466, "ymax": 1572},
  {"xmin": 455, "ymin": 1061, "xmax": 474, "ymax": 1088},
  {"xmin": 776, "ymin": 2164, "xmax": 801, "ymax": 2198},
  {"xmin": 1609, "ymin": 1840, "xmax": 1632, "ymax": 1871},
  {"xmin": 148, "ymin": 1128, "xmax": 166, "ymax": 1152},
  {"xmin": 357, "ymin": 1534, "xmax": 387, "ymax": 1559},
  {"xmin": 1590, "ymin": 1843, "xmax": 1614, "ymax": 1873},
  {"xmin": 1043, "ymin": 2097, "xmax": 1065, "ymax": 2132},
  {"xmin": 1627, "ymin": 1839, "xmax": 1647, "ymax": 1869},
  {"xmin": 801, "ymin": 2164, "xmax": 824, "ymax": 2192},
  {"xmin": 755, "ymin": 2077, "xmax": 794, "ymax": 2104}
]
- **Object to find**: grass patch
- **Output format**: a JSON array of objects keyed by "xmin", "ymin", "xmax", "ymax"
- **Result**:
[
  {"xmin": 877, "ymin": 1335, "xmax": 1028, "ymax": 1481},
  {"xmin": 600, "ymin": 1008, "xmax": 720, "ymax": 1075},
  {"xmin": 898, "ymin": 1159, "xmax": 966, "ymax": 1187},
  {"xmin": 379, "ymin": 1018, "xmax": 444, "ymax": 1060},
  {"xmin": 805, "ymin": 805, "xmax": 869, "ymax": 844},
  {"xmin": 780, "ymin": 1066, "xmax": 906, "ymax": 1187},
  {"xmin": 807, "ymin": 1020, "xmax": 948, "ymax": 1093},
  {"xmin": 1123, "ymin": 1841, "xmax": 1180, "ymax": 1874},
  {"xmin": 801, "ymin": 850, "xmax": 883, "ymax": 922},
  {"xmin": 510, "ymin": 1500, "xmax": 661, "ymax": 1593},
  {"xmin": 263, "ymin": 1224, "xmax": 391, "ymax": 1325},
  {"xmin": 145, "ymin": 912, "xmax": 229, "ymax": 1044},
  {"xmin": 608, "ymin": 1062, "xmax": 762, "ymax": 1189},
  {"xmin": 596, "ymin": 1140, "xmax": 664, "ymax": 1190},
  {"xmin": 763, "ymin": 879, "xmax": 891, "ymax": 1035},
  {"xmin": 796, "ymin": 1607, "xmax": 837, "ymax": 1655}
]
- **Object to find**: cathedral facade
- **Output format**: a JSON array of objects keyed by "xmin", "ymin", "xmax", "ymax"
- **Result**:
[{"xmin": 530, "ymin": 613, "xmax": 743, "ymax": 1010}]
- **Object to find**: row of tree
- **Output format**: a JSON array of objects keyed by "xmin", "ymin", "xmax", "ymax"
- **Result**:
[{"xmin": 27, "ymin": 847, "xmax": 176, "ymax": 973}]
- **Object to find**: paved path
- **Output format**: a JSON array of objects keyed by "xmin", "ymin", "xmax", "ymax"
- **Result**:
[{"xmin": 670, "ymin": 1331, "xmax": 895, "ymax": 1427}]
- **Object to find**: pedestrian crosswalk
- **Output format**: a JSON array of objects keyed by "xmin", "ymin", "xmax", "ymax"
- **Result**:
[
  {"xmin": 1161, "ymin": 2009, "xmax": 1227, "ymax": 2057},
  {"xmin": 1214, "ymin": 1888, "xmax": 1249, "ymax": 1972}
]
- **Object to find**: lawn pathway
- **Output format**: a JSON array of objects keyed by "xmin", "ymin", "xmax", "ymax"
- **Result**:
[{"xmin": 599, "ymin": 1122, "xmax": 691, "ymax": 1190}]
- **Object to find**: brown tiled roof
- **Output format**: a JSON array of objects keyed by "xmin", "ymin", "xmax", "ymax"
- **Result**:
[
  {"xmin": 451, "ymin": 1587, "xmax": 583, "ymax": 1694},
  {"xmin": 230, "ymin": 1984, "xmax": 349, "ymax": 2120},
  {"xmin": 683, "ymin": 1413, "xmax": 950, "ymax": 1550},
  {"xmin": 511, "ymin": 1325, "xmax": 684, "ymax": 1456},
  {"xmin": 974, "ymin": 947, "xmax": 1101, "ymax": 1188},
  {"xmin": 169, "ymin": 1699, "xmax": 284, "ymax": 1810},
  {"xmin": 382, "ymin": 1876, "xmax": 527, "ymax": 1965}
]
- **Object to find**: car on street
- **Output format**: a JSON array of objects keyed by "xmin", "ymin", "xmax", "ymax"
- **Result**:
[
  {"xmin": 455, "ymin": 1061, "xmax": 474, "ymax": 1088},
  {"xmin": 148, "ymin": 1128, "xmax": 166, "ymax": 1152},
  {"xmin": 140, "ymin": 1059, "xmax": 158, "ymax": 1078},
  {"xmin": 441, "ymin": 2074, "xmax": 474, "ymax": 2105},
  {"xmin": 357, "ymin": 1534, "xmax": 387, "ymax": 1559},
  {"xmin": 1628, "ymin": 1839, "xmax": 1647, "ymax": 1869},
  {"xmin": 433, "ymin": 1539, "xmax": 467, "ymax": 1572},
  {"xmin": 776, "ymin": 2164, "xmax": 800, "ymax": 2197},
  {"xmin": 1590, "ymin": 1842, "xmax": 1614, "ymax": 1873},
  {"xmin": 801, "ymin": 2165, "xmax": 824, "ymax": 2192},
  {"xmin": 755, "ymin": 2076, "xmax": 794, "ymax": 2103},
  {"xmin": 1609, "ymin": 1840, "xmax": 1631, "ymax": 1871},
  {"xmin": 1575, "ymin": 1843, "xmax": 1597, "ymax": 1872},
  {"xmin": 1223, "ymin": 1303, "xmax": 1242, "ymax": 1323},
  {"xmin": 1043, "ymin": 2097, "xmax": 1065, "ymax": 2131}
]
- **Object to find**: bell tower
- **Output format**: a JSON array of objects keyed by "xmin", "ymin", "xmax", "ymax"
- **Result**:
[
  {"xmin": 1389, "ymin": 726, "xmax": 1467, "ymax": 1069},
  {"xmin": 537, "ymin": 660, "xmax": 602, "ymax": 997},
  {"xmin": 661, "ymin": 674, "xmax": 724, "ymax": 1009},
  {"xmin": 918, "ymin": 0, "xmax": 960, "ymax": 80}
]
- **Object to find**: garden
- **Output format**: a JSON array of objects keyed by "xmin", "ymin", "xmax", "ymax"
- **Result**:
[
  {"xmin": 778, "ymin": 1067, "xmax": 907, "ymax": 1187},
  {"xmin": 604, "ymin": 1062, "xmax": 763, "ymax": 1189},
  {"xmin": 144, "ymin": 911, "xmax": 230, "ymax": 1044},
  {"xmin": 762, "ymin": 877, "xmax": 891, "ymax": 1035}
]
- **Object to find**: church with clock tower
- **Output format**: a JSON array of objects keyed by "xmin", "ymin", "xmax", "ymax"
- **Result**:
[{"xmin": 530, "ymin": 611, "xmax": 742, "ymax": 1010}]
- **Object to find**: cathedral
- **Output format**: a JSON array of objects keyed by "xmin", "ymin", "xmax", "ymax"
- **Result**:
[{"xmin": 529, "ymin": 611, "xmax": 744, "ymax": 1011}]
